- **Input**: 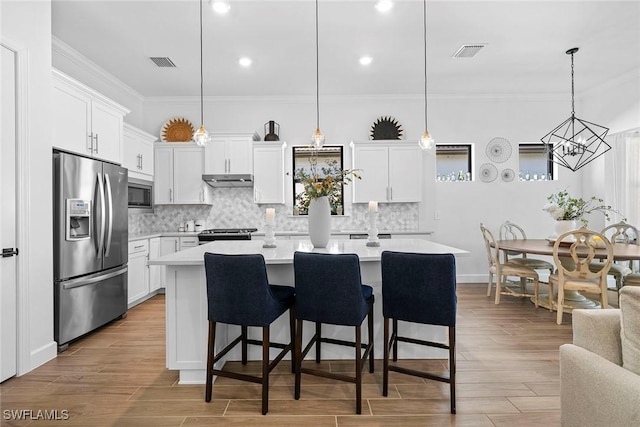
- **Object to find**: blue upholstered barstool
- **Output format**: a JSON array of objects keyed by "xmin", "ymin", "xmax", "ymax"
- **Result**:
[
  {"xmin": 204, "ymin": 253, "xmax": 295, "ymax": 415},
  {"xmin": 293, "ymin": 251, "xmax": 374, "ymax": 415},
  {"xmin": 381, "ymin": 251, "xmax": 457, "ymax": 414}
]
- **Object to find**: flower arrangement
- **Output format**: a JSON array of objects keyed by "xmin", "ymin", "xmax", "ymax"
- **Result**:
[
  {"xmin": 543, "ymin": 189, "xmax": 624, "ymax": 226},
  {"xmin": 294, "ymin": 153, "xmax": 360, "ymax": 215}
]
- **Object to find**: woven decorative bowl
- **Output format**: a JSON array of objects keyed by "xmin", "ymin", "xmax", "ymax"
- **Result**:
[{"xmin": 161, "ymin": 118, "xmax": 195, "ymax": 142}]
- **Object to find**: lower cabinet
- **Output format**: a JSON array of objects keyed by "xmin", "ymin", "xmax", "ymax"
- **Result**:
[
  {"xmin": 127, "ymin": 240, "xmax": 150, "ymax": 308},
  {"xmin": 148, "ymin": 237, "xmax": 162, "ymax": 293}
]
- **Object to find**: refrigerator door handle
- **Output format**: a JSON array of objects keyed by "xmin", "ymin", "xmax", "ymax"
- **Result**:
[
  {"xmin": 61, "ymin": 266, "xmax": 128, "ymax": 290},
  {"xmin": 104, "ymin": 173, "xmax": 113, "ymax": 257},
  {"xmin": 96, "ymin": 172, "xmax": 106, "ymax": 258}
]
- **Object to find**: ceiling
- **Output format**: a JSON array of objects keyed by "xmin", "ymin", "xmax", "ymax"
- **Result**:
[{"xmin": 51, "ymin": 0, "xmax": 640, "ymax": 98}]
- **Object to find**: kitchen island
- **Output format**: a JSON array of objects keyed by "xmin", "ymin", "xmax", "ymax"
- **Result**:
[{"xmin": 150, "ymin": 239, "xmax": 469, "ymax": 384}]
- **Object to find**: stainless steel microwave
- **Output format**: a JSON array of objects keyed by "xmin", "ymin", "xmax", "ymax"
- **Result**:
[{"xmin": 127, "ymin": 178, "xmax": 153, "ymax": 213}]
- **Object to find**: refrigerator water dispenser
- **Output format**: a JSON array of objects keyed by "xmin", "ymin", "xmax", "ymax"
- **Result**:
[{"xmin": 66, "ymin": 199, "xmax": 91, "ymax": 240}]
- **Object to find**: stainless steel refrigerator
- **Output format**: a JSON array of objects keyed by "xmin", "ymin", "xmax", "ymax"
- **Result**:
[{"xmin": 53, "ymin": 151, "xmax": 128, "ymax": 350}]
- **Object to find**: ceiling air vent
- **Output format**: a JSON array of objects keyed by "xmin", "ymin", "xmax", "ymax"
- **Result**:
[
  {"xmin": 452, "ymin": 44, "xmax": 486, "ymax": 58},
  {"xmin": 149, "ymin": 57, "xmax": 177, "ymax": 67}
]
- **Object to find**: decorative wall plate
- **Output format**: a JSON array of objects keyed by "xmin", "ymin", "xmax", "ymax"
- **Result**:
[
  {"xmin": 501, "ymin": 168, "xmax": 515, "ymax": 182},
  {"xmin": 370, "ymin": 116, "xmax": 403, "ymax": 140},
  {"xmin": 479, "ymin": 163, "xmax": 498, "ymax": 183},
  {"xmin": 486, "ymin": 137, "xmax": 512, "ymax": 163},
  {"xmin": 161, "ymin": 117, "xmax": 195, "ymax": 142}
]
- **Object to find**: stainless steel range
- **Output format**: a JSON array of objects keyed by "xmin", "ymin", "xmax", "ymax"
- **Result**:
[{"xmin": 198, "ymin": 228, "xmax": 258, "ymax": 244}]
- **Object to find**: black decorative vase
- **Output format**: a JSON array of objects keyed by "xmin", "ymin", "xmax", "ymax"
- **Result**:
[{"xmin": 264, "ymin": 121, "xmax": 280, "ymax": 141}]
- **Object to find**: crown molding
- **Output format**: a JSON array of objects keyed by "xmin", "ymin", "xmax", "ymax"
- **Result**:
[{"xmin": 52, "ymin": 36, "xmax": 144, "ymax": 103}]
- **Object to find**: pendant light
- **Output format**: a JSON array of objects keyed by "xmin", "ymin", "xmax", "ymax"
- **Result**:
[
  {"xmin": 541, "ymin": 47, "xmax": 610, "ymax": 171},
  {"xmin": 418, "ymin": 0, "xmax": 434, "ymax": 151},
  {"xmin": 311, "ymin": 0, "xmax": 325, "ymax": 149},
  {"xmin": 193, "ymin": 0, "xmax": 211, "ymax": 146}
]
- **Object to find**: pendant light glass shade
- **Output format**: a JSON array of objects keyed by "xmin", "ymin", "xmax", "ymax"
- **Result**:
[
  {"xmin": 311, "ymin": 0, "xmax": 325, "ymax": 149},
  {"xmin": 194, "ymin": 125, "xmax": 211, "ymax": 146},
  {"xmin": 193, "ymin": 0, "xmax": 210, "ymax": 146},
  {"xmin": 419, "ymin": 0, "xmax": 434, "ymax": 151}
]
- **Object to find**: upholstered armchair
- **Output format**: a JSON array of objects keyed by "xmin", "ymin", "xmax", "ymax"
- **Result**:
[{"xmin": 560, "ymin": 286, "xmax": 640, "ymax": 426}]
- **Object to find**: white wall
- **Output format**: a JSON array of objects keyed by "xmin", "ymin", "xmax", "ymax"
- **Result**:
[{"xmin": 2, "ymin": 0, "xmax": 57, "ymax": 372}]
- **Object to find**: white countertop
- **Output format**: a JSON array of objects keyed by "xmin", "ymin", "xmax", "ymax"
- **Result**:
[
  {"xmin": 149, "ymin": 238, "xmax": 469, "ymax": 266},
  {"xmin": 130, "ymin": 230, "xmax": 433, "ymax": 241}
]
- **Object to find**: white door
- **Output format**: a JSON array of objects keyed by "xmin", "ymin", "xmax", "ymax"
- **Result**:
[
  {"xmin": 253, "ymin": 144, "xmax": 285, "ymax": 204},
  {"xmin": 154, "ymin": 148, "xmax": 174, "ymax": 204},
  {"xmin": 227, "ymin": 137, "xmax": 252, "ymax": 174},
  {"xmin": 91, "ymin": 100, "xmax": 123, "ymax": 164},
  {"xmin": 173, "ymin": 147, "xmax": 205, "ymax": 204},
  {"xmin": 1, "ymin": 44, "xmax": 18, "ymax": 382},
  {"xmin": 388, "ymin": 146, "xmax": 422, "ymax": 202}
]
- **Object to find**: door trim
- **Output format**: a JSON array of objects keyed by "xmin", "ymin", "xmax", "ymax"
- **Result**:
[{"xmin": 2, "ymin": 36, "xmax": 31, "ymax": 376}]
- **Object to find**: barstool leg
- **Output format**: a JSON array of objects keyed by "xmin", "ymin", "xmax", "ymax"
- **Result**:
[
  {"xmin": 294, "ymin": 319, "xmax": 303, "ymax": 400},
  {"xmin": 315, "ymin": 322, "xmax": 321, "ymax": 363},
  {"xmin": 368, "ymin": 304, "xmax": 374, "ymax": 373},
  {"xmin": 383, "ymin": 317, "xmax": 389, "ymax": 397},
  {"xmin": 262, "ymin": 326, "xmax": 270, "ymax": 415},
  {"xmin": 392, "ymin": 319, "xmax": 398, "ymax": 362},
  {"xmin": 355, "ymin": 325, "xmax": 362, "ymax": 415},
  {"xmin": 289, "ymin": 307, "xmax": 296, "ymax": 374},
  {"xmin": 241, "ymin": 325, "xmax": 248, "ymax": 365},
  {"xmin": 205, "ymin": 321, "xmax": 216, "ymax": 402},
  {"xmin": 449, "ymin": 326, "xmax": 456, "ymax": 414}
]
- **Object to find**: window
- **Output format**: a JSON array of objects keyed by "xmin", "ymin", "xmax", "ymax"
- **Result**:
[
  {"xmin": 519, "ymin": 143, "xmax": 554, "ymax": 181},
  {"xmin": 292, "ymin": 146, "xmax": 344, "ymax": 215},
  {"xmin": 436, "ymin": 144, "xmax": 472, "ymax": 181}
]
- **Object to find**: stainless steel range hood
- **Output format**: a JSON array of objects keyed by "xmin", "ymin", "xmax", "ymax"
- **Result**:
[{"xmin": 202, "ymin": 174, "xmax": 253, "ymax": 188}]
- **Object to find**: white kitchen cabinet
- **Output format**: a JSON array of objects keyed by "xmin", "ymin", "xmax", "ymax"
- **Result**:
[
  {"xmin": 179, "ymin": 236, "xmax": 199, "ymax": 249},
  {"xmin": 160, "ymin": 236, "xmax": 180, "ymax": 256},
  {"xmin": 123, "ymin": 123, "xmax": 156, "ymax": 180},
  {"xmin": 253, "ymin": 141, "xmax": 286, "ymax": 204},
  {"xmin": 204, "ymin": 132, "xmax": 259, "ymax": 175},
  {"xmin": 128, "ymin": 239, "xmax": 149, "ymax": 307},
  {"xmin": 154, "ymin": 143, "xmax": 210, "ymax": 205},
  {"xmin": 351, "ymin": 141, "xmax": 422, "ymax": 203},
  {"xmin": 52, "ymin": 69, "xmax": 129, "ymax": 164},
  {"xmin": 148, "ymin": 237, "xmax": 162, "ymax": 292}
]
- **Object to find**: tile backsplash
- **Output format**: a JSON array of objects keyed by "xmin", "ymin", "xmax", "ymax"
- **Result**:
[{"xmin": 128, "ymin": 187, "xmax": 419, "ymax": 235}]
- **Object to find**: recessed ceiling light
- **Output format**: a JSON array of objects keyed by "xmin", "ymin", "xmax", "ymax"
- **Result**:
[
  {"xmin": 211, "ymin": 1, "xmax": 230, "ymax": 15},
  {"xmin": 238, "ymin": 57, "xmax": 252, "ymax": 67},
  {"xmin": 375, "ymin": 1, "xmax": 393, "ymax": 13},
  {"xmin": 359, "ymin": 56, "xmax": 373, "ymax": 66}
]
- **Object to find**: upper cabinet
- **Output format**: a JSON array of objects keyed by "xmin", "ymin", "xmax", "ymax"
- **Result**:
[
  {"xmin": 154, "ymin": 143, "xmax": 210, "ymax": 205},
  {"xmin": 351, "ymin": 141, "xmax": 422, "ymax": 203},
  {"xmin": 253, "ymin": 141, "xmax": 286, "ymax": 204},
  {"xmin": 52, "ymin": 69, "xmax": 130, "ymax": 164},
  {"xmin": 204, "ymin": 132, "xmax": 259, "ymax": 175},
  {"xmin": 123, "ymin": 123, "xmax": 157, "ymax": 181}
]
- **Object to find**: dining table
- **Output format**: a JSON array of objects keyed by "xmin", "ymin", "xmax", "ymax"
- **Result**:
[{"xmin": 495, "ymin": 238, "xmax": 640, "ymax": 311}]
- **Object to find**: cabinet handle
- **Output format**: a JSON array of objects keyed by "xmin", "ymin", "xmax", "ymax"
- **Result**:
[
  {"xmin": 94, "ymin": 133, "xmax": 99, "ymax": 153},
  {"xmin": 169, "ymin": 188, "xmax": 173, "ymax": 202},
  {"xmin": 390, "ymin": 187, "xmax": 393, "ymax": 201},
  {"xmin": 175, "ymin": 240, "xmax": 178, "ymax": 252},
  {"xmin": 134, "ymin": 244, "xmax": 145, "ymax": 249},
  {"xmin": 140, "ymin": 154, "xmax": 143, "ymax": 170},
  {"xmin": 87, "ymin": 133, "xmax": 93, "ymax": 153},
  {"xmin": 228, "ymin": 158, "xmax": 231, "ymax": 173}
]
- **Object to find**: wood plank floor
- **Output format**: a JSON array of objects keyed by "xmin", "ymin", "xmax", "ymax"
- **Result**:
[{"xmin": 0, "ymin": 283, "xmax": 574, "ymax": 426}]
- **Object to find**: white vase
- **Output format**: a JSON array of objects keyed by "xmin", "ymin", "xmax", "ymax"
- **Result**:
[
  {"xmin": 308, "ymin": 196, "xmax": 331, "ymax": 248},
  {"xmin": 554, "ymin": 220, "xmax": 579, "ymax": 240}
]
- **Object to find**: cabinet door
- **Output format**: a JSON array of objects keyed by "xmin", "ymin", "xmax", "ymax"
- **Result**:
[
  {"xmin": 52, "ymin": 80, "xmax": 92, "ymax": 156},
  {"xmin": 227, "ymin": 137, "xmax": 253, "ymax": 174},
  {"xmin": 138, "ymin": 138, "xmax": 155, "ymax": 177},
  {"xmin": 204, "ymin": 137, "xmax": 227, "ymax": 174},
  {"xmin": 154, "ymin": 148, "xmax": 174, "ymax": 204},
  {"xmin": 124, "ymin": 127, "xmax": 155, "ymax": 180},
  {"xmin": 123, "ymin": 131, "xmax": 141, "ymax": 172},
  {"xmin": 174, "ymin": 147, "xmax": 206, "ymax": 204},
  {"xmin": 91, "ymin": 101, "xmax": 123, "ymax": 164},
  {"xmin": 148, "ymin": 237, "xmax": 162, "ymax": 292},
  {"xmin": 352, "ymin": 146, "xmax": 389, "ymax": 203},
  {"xmin": 253, "ymin": 145, "xmax": 285, "ymax": 204},
  {"xmin": 388, "ymin": 146, "xmax": 422, "ymax": 202},
  {"xmin": 128, "ymin": 250, "xmax": 149, "ymax": 306},
  {"xmin": 160, "ymin": 237, "xmax": 179, "ymax": 256}
]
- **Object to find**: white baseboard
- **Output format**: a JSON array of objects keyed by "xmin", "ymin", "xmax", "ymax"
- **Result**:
[{"xmin": 26, "ymin": 341, "xmax": 57, "ymax": 374}]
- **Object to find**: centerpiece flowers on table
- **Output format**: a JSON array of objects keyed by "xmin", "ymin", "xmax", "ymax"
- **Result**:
[
  {"xmin": 543, "ymin": 189, "xmax": 624, "ymax": 227},
  {"xmin": 294, "ymin": 153, "xmax": 360, "ymax": 215}
]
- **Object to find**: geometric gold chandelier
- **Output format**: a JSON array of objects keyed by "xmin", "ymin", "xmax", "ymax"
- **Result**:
[{"xmin": 541, "ymin": 47, "xmax": 610, "ymax": 171}]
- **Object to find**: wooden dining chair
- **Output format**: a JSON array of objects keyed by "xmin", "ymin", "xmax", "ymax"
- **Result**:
[
  {"xmin": 480, "ymin": 223, "xmax": 541, "ymax": 306},
  {"xmin": 549, "ymin": 228, "xmax": 614, "ymax": 325},
  {"xmin": 499, "ymin": 220, "xmax": 555, "ymax": 276},
  {"xmin": 589, "ymin": 221, "xmax": 639, "ymax": 290}
]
